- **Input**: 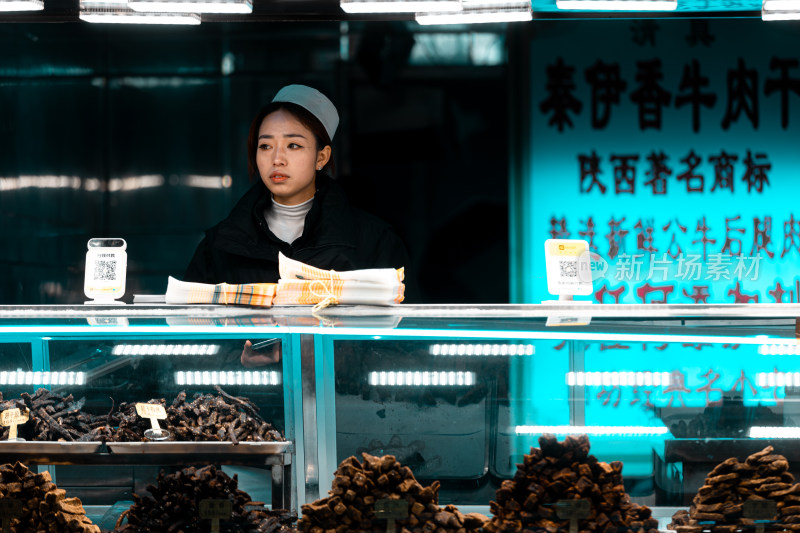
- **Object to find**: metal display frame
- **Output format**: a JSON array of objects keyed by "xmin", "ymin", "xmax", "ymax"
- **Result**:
[{"xmin": 2, "ymin": 303, "xmax": 800, "ymax": 519}]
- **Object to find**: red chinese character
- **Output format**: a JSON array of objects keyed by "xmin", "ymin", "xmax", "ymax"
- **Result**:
[
  {"xmin": 600, "ymin": 343, "xmax": 630, "ymax": 351},
  {"xmin": 683, "ymin": 285, "xmax": 711, "ymax": 303},
  {"xmin": 727, "ymin": 281, "xmax": 759, "ymax": 303},
  {"xmin": 630, "ymin": 387, "xmax": 656, "ymax": 411},
  {"xmin": 729, "ymin": 370, "xmax": 757, "ymax": 398},
  {"xmin": 697, "ymin": 368, "xmax": 723, "ymax": 406},
  {"xmin": 550, "ymin": 216, "xmax": 571, "ymax": 239},
  {"xmin": 682, "ymin": 343, "xmax": 713, "ymax": 350},
  {"xmin": 663, "ymin": 370, "xmax": 691, "ymax": 407},
  {"xmin": 769, "ymin": 282, "xmax": 787, "ymax": 303},
  {"xmin": 594, "ymin": 283, "xmax": 626, "ymax": 304},
  {"xmin": 751, "ymin": 216, "xmax": 775, "ymax": 259},
  {"xmin": 636, "ymin": 282, "xmax": 675, "ymax": 304},
  {"xmin": 597, "ymin": 386, "xmax": 622, "ymax": 407}
]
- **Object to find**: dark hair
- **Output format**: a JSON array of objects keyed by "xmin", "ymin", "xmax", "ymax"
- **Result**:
[{"xmin": 247, "ymin": 101, "xmax": 335, "ymax": 181}]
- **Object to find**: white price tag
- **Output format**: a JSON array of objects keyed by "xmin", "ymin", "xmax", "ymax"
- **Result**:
[
  {"xmin": 744, "ymin": 498, "xmax": 777, "ymax": 533},
  {"xmin": 200, "ymin": 499, "xmax": 232, "ymax": 533},
  {"xmin": 375, "ymin": 498, "xmax": 408, "ymax": 533},
  {"xmin": 556, "ymin": 499, "xmax": 591, "ymax": 533},
  {"xmin": 135, "ymin": 403, "xmax": 170, "ymax": 440},
  {"xmin": 1, "ymin": 408, "xmax": 29, "ymax": 441}
]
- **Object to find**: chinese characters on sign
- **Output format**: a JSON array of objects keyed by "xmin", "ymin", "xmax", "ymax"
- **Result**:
[
  {"xmin": 578, "ymin": 150, "xmax": 771, "ymax": 195},
  {"xmin": 540, "ymin": 56, "xmax": 800, "ymax": 133},
  {"xmin": 530, "ymin": 21, "xmax": 800, "ymax": 308},
  {"xmin": 547, "ymin": 214, "xmax": 800, "ymax": 303},
  {"xmin": 573, "ymin": 346, "xmax": 788, "ymax": 411}
]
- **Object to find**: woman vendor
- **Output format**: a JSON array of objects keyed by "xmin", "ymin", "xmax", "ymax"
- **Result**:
[{"xmin": 184, "ymin": 84, "xmax": 409, "ymax": 285}]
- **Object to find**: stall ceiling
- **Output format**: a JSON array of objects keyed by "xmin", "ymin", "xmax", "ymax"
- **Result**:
[{"xmin": 0, "ymin": 0, "xmax": 763, "ymax": 23}]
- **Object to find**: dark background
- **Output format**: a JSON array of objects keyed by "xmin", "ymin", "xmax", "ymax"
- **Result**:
[{"xmin": 0, "ymin": 21, "xmax": 511, "ymax": 305}]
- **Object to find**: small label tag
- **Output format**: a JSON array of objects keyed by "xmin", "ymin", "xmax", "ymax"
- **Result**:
[
  {"xmin": 546, "ymin": 315, "xmax": 592, "ymax": 327},
  {"xmin": 375, "ymin": 499, "xmax": 408, "ymax": 533},
  {"xmin": 374, "ymin": 499, "xmax": 409, "ymax": 520},
  {"xmin": 1, "ymin": 409, "xmax": 29, "ymax": 427},
  {"xmin": 743, "ymin": 499, "xmax": 777, "ymax": 521},
  {"xmin": 136, "ymin": 403, "xmax": 168, "ymax": 438},
  {"xmin": 199, "ymin": 499, "xmax": 232, "ymax": 533},
  {"xmin": 1, "ymin": 409, "xmax": 29, "ymax": 441},
  {"xmin": 199, "ymin": 499, "xmax": 232, "ymax": 520},
  {"xmin": 555, "ymin": 499, "xmax": 590, "ymax": 520},
  {"xmin": 135, "ymin": 403, "xmax": 167, "ymax": 419},
  {"xmin": 556, "ymin": 499, "xmax": 590, "ymax": 533}
]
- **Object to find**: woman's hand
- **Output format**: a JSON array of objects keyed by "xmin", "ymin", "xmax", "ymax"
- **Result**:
[{"xmin": 240, "ymin": 339, "xmax": 281, "ymax": 367}]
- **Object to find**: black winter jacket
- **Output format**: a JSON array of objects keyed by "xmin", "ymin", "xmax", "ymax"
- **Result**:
[{"xmin": 184, "ymin": 174, "xmax": 409, "ymax": 285}]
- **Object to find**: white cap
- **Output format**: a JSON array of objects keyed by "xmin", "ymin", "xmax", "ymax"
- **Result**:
[{"xmin": 272, "ymin": 84, "xmax": 339, "ymax": 140}]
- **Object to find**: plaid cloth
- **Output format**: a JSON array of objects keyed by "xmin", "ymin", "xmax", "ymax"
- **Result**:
[
  {"xmin": 274, "ymin": 253, "xmax": 405, "ymax": 306},
  {"xmin": 165, "ymin": 276, "xmax": 276, "ymax": 307}
]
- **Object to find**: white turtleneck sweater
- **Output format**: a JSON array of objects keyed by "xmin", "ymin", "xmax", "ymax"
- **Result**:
[{"xmin": 264, "ymin": 196, "xmax": 314, "ymax": 244}]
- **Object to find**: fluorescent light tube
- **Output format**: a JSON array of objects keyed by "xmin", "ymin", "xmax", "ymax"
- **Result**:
[
  {"xmin": 756, "ymin": 371, "xmax": 800, "ymax": 387},
  {"xmin": 763, "ymin": 0, "xmax": 800, "ymax": 9},
  {"xmin": 429, "ymin": 343, "xmax": 534, "ymax": 356},
  {"xmin": 0, "ymin": 0, "xmax": 43, "ymax": 10},
  {"xmin": 515, "ymin": 425, "xmax": 668, "ymax": 436},
  {"xmin": 112, "ymin": 343, "xmax": 220, "ymax": 356},
  {"xmin": 556, "ymin": 0, "xmax": 676, "ymax": 9},
  {"xmin": 0, "ymin": 370, "xmax": 86, "ymax": 386},
  {"xmin": 416, "ymin": 6, "xmax": 531, "ymax": 23},
  {"xmin": 129, "ymin": 0, "xmax": 251, "ymax": 13},
  {"xmin": 460, "ymin": 0, "xmax": 528, "ymax": 5},
  {"xmin": 341, "ymin": 0, "xmax": 461, "ymax": 13},
  {"xmin": 80, "ymin": 8, "xmax": 201, "ymax": 23},
  {"xmin": 758, "ymin": 343, "xmax": 800, "ymax": 355},
  {"xmin": 174, "ymin": 370, "xmax": 281, "ymax": 386},
  {"xmin": 368, "ymin": 371, "xmax": 475, "ymax": 387},
  {"xmin": 749, "ymin": 426, "xmax": 800, "ymax": 438},
  {"xmin": 566, "ymin": 371, "xmax": 671, "ymax": 387}
]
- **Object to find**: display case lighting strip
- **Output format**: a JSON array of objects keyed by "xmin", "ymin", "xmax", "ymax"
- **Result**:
[
  {"xmin": 429, "ymin": 343, "xmax": 534, "ymax": 356},
  {"xmin": 415, "ymin": 5, "xmax": 532, "ymax": 23},
  {"xmin": 763, "ymin": 0, "xmax": 800, "ymax": 8},
  {"xmin": 0, "ymin": 370, "xmax": 85, "ymax": 386},
  {"xmin": 174, "ymin": 370, "xmax": 281, "ymax": 386},
  {"xmin": 762, "ymin": 10, "xmax": 800, "ymax": 18},
  {"xmin": 758, "ymin": 344, "xmax": 800, "ymax": 355},
  {"xmin": 128, "ymin": 0, "xmax": 251, "ymax": 12},
  {"xmin": 762, "ymin": 0, "xmax": 800, "ymax": 19},
  {"xmin": 368, "ymin": 371, "xmax": 475, "ymax": 387},
  {"xmin": 756, "ymin": 371, "xmax": 800, "ymax": 387},
  {"xmin": 113, "ymin": 344, "xmax": 220, "ymax": 356},
  {"xmin": 566, "ymin": 371, "xmax": 671, "ymax": 387},
  {"xmin": 0, "ymin": 0, "xmax": 44, "ymax": 11},
  {"xmin": 749, "ymin": 426, "xmax": 800, "ymax": 438},
  {"xmin": 79, "ymin": 8, "xmax": 201, "ymax": 24},
  {"xmin": 515, "ymin": 425, "xmax": 669, "ymax": 436},
  {"xmin": 340, "ymin": 0, "xmax": 461, "ymax": 12}
]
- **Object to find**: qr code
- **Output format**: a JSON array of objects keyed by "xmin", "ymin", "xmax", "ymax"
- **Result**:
[
  {"xmin": 559, "ymin": 259, "xmax": 578, "ymax": 278},
  {"xmin": 93, "ymin": 260, "xmax": 117, "ymax": 281}
]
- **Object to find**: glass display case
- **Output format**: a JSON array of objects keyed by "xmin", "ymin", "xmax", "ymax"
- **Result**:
[{"xmin": 2, "ymin": 303, "xmax": 800, "ymax": 529}]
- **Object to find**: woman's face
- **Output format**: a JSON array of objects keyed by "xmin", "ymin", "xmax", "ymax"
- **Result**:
[{"xmin": 256, "ymin": 109, "xmax": 331, "ymax": 206}]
